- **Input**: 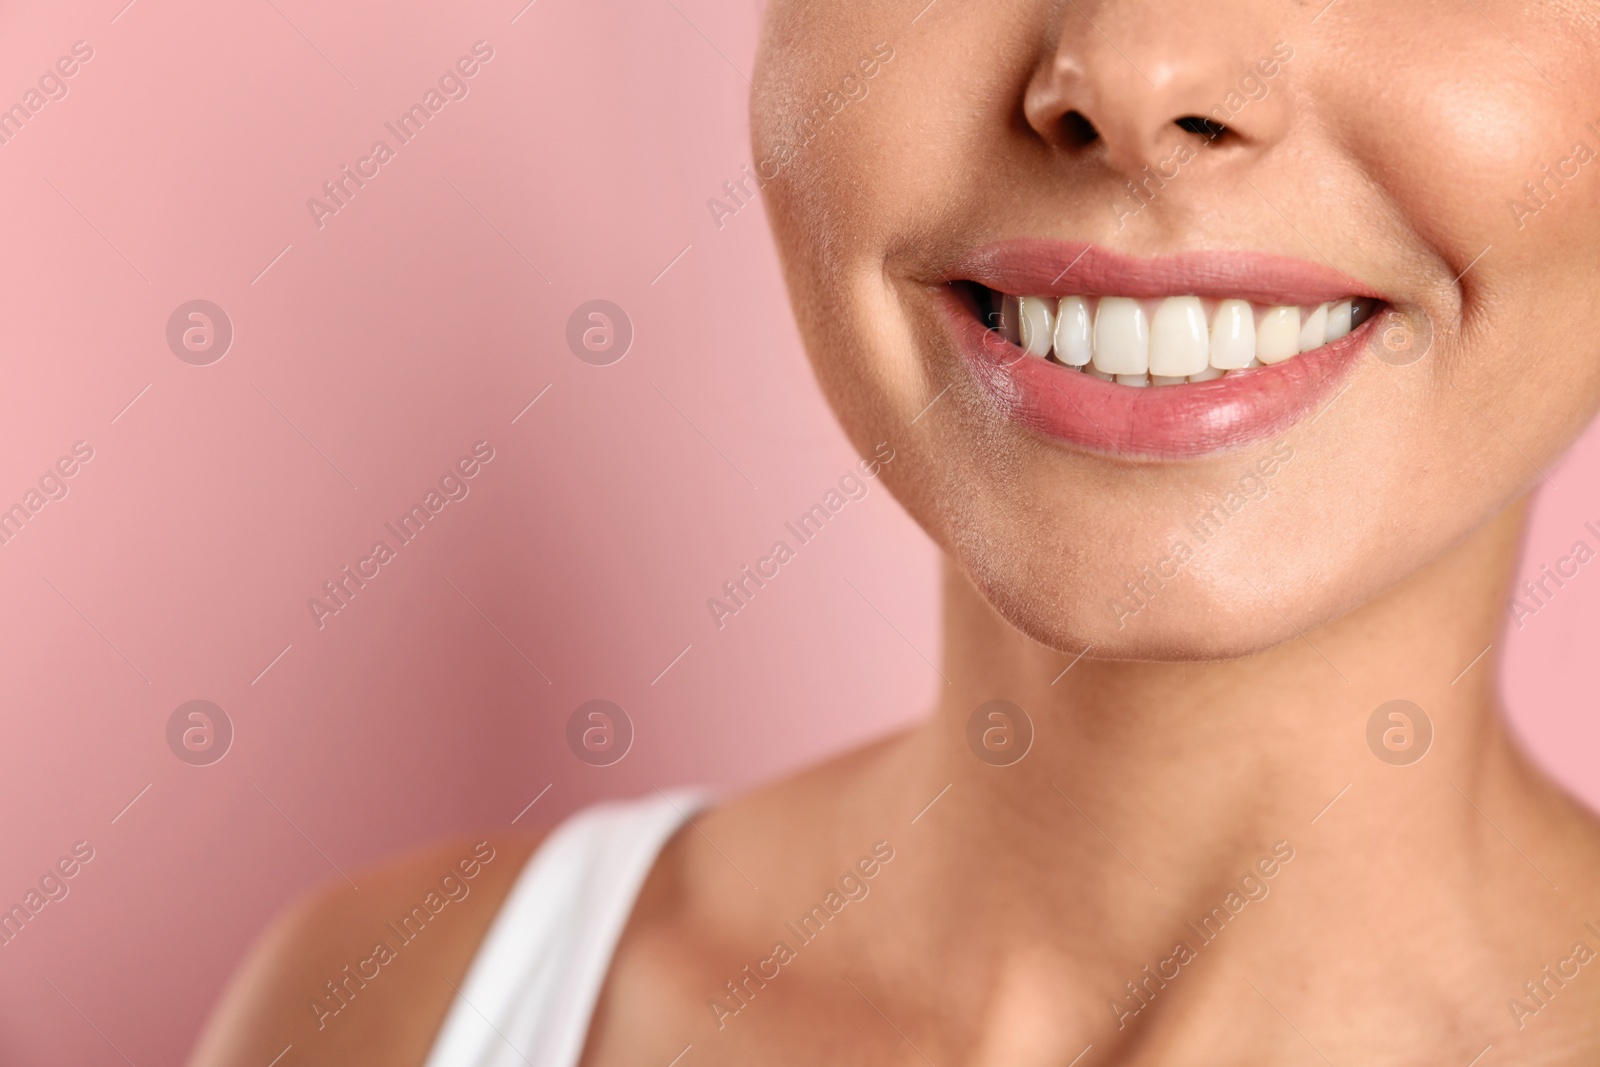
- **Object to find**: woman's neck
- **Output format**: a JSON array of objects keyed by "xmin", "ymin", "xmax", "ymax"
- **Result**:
[
  {"xmin": 946, "ymin": 497, "xmax": 1510, "ymax": 807},
  {"xmin": 924, "ymin": 491, "xmax": 1523, "ymax": 856},
  {"xmin": 861, "ymin": 496, "xmax": 1600, "ymax": 1052}
]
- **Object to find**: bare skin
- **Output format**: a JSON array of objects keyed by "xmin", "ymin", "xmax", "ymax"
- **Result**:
[
  {"xmin": 572, "ymin": 502, "xmax": 1600, "ymax": 1066},
  {"xmin": 187, "ymin": 838, "xmax": 540, "ymax": 1066},
  {"xmin": 193, "ymin": 502, "xmax": 1600, "ymax": 1064},
  {"xmin": 192, "ymin": 0, "xmax": 1600, "ymax": 1063}
]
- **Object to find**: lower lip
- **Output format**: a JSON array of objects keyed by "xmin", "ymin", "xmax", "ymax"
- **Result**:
[{"xmin": 939, "ymin": 288, "xmax": 1374, "ymax": 460}]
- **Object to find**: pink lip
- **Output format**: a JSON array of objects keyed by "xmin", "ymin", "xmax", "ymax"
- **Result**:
[
  {"xmin": 949, "ymin": 239, "xmax": 1381, "ymax": 306},
  {"xmin": 938, "ymin": 243, "xmax": 1383, "ymax": 460}
]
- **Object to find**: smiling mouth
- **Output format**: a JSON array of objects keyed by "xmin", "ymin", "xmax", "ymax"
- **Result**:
[
  {"xmin": 935, "ymin": 240, "xmax": 1393, "ymax": 459},
  {"xmin": 959, "ymin": 285, "xmax": 1383, "ymax": 386}
]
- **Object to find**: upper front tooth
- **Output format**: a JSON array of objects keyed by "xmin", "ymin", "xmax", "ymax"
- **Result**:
[
  {"xmin": 1092, "ymin": 297, "xmax": 1149, "ymax": 375},
  {"xmin": 1018, "ymin": 296, "xmax": 1054, "ymax": 358},
  {"xmin": 1149, "ymin": 296, "xmax": 1209, "ymax": 377},
  {"xmin": 1054, "ymin": 296, "xmax": 1093, "ymax": 366},
  {"xmin": 1256, "ymin": 306, "xmax": 1301, "ymax": 364},
  {"xmin": 1209, "ymin": 299, "xmax": 1256, "ymax": 369},
  {"xmin": 990, "ymin": 291, "xmax": 1360, "ymax": 382},
  {"xmin": 1325, "ymin": 299, "xmax": 1353, "ymax": 341},
  {"xmin": 1299, "ymin": 303, "xmax": 1329, "ymax": 352}
]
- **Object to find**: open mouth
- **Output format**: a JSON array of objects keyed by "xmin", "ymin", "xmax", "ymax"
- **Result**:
[
  {"xmin": 935, "ymin": 240, "xmax": 1390, "ymax": 459},
  {"xmin": 960, "ymin": 286, "xmax": 1382, "ymax": 386}
]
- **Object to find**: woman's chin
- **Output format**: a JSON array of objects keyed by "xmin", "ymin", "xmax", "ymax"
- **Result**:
[{"xmin": 962, "ymin": 562, "xmax": 1327, "ymax": 666}]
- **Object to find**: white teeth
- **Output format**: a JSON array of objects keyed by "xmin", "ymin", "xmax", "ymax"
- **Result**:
[
  {"xmin": 1256, "ymin": 306, "xmax": 1301, "ymax": 365},
  {"xmin": 1053, "ymin": 295, "xmax": 1093, "ymax": 366},
  {"xmin": 1298, "ymin": 303, "xmax": 1329, "ymax": 353},
  {"xmin": 1018, "ymin": 296, "xmax": 1054, "ymax": 358},
  {"xmin": 1092, "ymin": 297, "xmax": 1149, "ymax": 375},
  {"xmin": 1149, "ymin": 296, "xmax": 1209, "ymax": 377},
  {"xmin": 1209, "ymin": 299, "xmax": 1256, "ymax": 370},
  {"xmin": 1325, "ymin": 299, "xmax": 1352, "ymax": 341},
  {"xmin": 988, "ymin": 291, "xmax": 1369, "ymax": 386}
]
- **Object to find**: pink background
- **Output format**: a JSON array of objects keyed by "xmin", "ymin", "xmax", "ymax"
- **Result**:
[{"xmin": 0, "ymin": 1, "xmax": 1593, "ymax": 1063}]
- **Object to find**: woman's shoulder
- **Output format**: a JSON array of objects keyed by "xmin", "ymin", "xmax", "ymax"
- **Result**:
[{"xmin": 184, "ymin": 833, "xmax": 546, "ymax": 1067}]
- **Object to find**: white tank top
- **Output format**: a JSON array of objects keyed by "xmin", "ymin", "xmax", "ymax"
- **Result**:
[{"xmin": 421, "ymin": 790, "xmax": 707, "ymax": 1067}]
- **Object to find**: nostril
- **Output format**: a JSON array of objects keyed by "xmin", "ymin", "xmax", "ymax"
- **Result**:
[
  {"xmin": 1060, "ymin": 110, "xmax": 1100, "ymax": 147},
  {"xmin": 1175, "ymin": 115, "xmax": 1229, "ymax": 142}
]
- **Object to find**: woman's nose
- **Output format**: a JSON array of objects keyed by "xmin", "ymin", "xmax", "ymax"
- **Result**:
[{"xmin": 1023, "ymin": 2, "xmax": 1294, "ymax": 178}]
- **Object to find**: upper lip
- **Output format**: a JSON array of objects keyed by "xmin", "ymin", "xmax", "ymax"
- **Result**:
[{"xmin": 946, "ymin": 239, "xmax": 1384, "ymax": 307}]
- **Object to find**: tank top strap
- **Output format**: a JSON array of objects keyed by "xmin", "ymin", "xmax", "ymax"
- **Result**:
[{"xmin": 421, "ymin": 789, "xmax": 710, "ymax": 1067}]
